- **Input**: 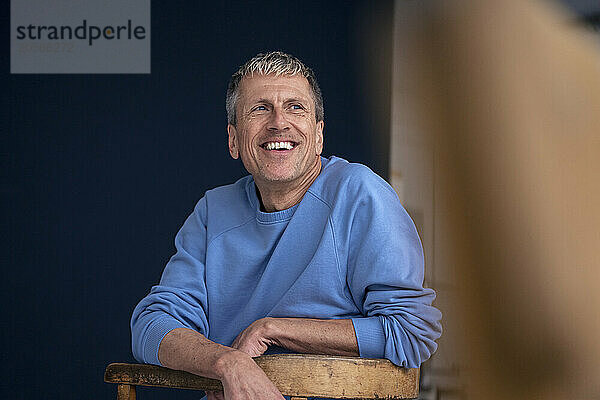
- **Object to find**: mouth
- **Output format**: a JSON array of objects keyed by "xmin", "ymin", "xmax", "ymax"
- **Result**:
[{"xmin": 260, "ymin": 140, "xmax": 297, "ymax": 151}]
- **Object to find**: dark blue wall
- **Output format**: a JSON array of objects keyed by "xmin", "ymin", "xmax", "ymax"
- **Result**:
[{"xmin": 1, "ymin": 1, "xmax": 392, "ymax": 398}]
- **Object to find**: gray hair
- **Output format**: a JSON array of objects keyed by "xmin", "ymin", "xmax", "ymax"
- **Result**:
[{"xmin": 226, "ymin": 51, "xmax": 324, "ymax": 126}]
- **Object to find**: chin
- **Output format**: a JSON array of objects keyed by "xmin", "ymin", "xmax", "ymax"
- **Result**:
[
  {"xmin": 259, "ymin": 168, "xmax": 298, "ymax": 183},
  {"xmin": 261, "ymin": 173, "xmax": 296, "ymax": 183}
]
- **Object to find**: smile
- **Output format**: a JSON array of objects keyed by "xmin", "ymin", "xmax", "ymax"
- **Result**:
[{"xmin": 260, "ymin": 141, "xmax": 297, "ymax": 151}]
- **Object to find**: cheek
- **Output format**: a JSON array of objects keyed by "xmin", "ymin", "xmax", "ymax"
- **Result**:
[
  {"xmin": 293, "ymin": 113, "xmax": 311, "ymax": 122},
  {"xmin": 291, "ymin": 115, "xmax": 314, "ymax": 130},
  {"xmin": 239, "ymin": 132, "xmax": 259, "ymax": 154}
]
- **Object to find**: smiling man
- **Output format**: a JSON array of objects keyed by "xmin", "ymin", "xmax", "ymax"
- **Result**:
[
  {"xmin": 131, "ymin": 52, "xmax": 442, "ymax": 400},
  {"xmin": 227, "ymin": 72, "xmax": 324, "ymax": 212}
]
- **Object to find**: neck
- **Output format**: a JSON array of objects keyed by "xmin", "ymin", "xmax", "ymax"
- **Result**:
[{"xmin": 255, "ymin": 157, "xmax": 322, "ymax": 212}]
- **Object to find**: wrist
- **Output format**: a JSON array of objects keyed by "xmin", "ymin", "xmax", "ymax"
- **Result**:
[{"xmin": 213, "ymin": 349, "xmax": 251, "ymax": 380}]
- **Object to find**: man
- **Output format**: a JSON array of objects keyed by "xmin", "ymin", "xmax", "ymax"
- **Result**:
[{"xmin": 131, "ymin": 51, "xmax": 442, "ymax": 399}]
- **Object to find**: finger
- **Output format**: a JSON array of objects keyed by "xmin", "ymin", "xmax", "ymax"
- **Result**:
[
  {"xmin": 231, "ymin": 331, "xmax": 244, "ymax": 349},
  {"xmin": 231, "ymin": 336, "xmax": 253, "ymax": 355},
  {"xmin": 206, "ymin": 390, "xmax": 224, "ymax": 400},
  {"xmin": 240, "ymin": 343, "xmax": 264, "ymax": 357},
  {"xmin": 207, "ymin": 391, "xmax": 223, "ymax": 400}
]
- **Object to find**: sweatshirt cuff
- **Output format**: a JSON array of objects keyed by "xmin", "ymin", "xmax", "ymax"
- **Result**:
[
  {"xmin": 351, "ymin": 316, "xmax": 386, "ymax": 359},
  {"xmin": 143, "ymin": 317, "xmax": 188, "ymax": 366}
]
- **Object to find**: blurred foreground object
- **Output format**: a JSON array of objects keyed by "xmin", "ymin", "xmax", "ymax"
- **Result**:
[{"xmin": 391, "ymin": 0, "xmax": 600, "ymax": 398}]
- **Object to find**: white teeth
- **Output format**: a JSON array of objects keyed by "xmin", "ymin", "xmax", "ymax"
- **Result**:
[{"xmin": 265, "ymin": 141, "xmax": 294, "ymax": 150}]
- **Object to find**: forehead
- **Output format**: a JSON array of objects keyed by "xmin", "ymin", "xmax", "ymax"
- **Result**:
[{"xmin": 238, "ymin": 74, "xmax": 312, "ymax": 103}]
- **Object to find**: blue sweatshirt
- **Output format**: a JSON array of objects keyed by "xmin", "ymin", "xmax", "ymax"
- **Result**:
[{"xmin": 131, "ymin": 156, "xmax": 442, "ymax": 369}]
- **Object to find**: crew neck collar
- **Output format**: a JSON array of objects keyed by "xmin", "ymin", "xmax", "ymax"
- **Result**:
[{"xmin": 247, "ymin": 156, "xmax": 331, "ymax": 223}]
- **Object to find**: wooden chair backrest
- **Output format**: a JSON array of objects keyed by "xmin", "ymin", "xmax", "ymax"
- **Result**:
[{"xmin": 104, "ymin": 354, "xmax": 419, "ymax": 399}]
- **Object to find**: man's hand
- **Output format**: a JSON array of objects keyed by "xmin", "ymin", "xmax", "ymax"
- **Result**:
[
  {"xmin": 159, "ymin": 328, "xmax": 284, "ymax": 400},
  {"xmin": 211, "ymin": 350, "xmax": 285, "ymax": 400},
  {"xmin": 231, "ymin": 318, "xmax": 275, "ymax": 357}
]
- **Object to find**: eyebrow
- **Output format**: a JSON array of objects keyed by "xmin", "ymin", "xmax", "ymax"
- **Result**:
[
  {"xmin": 252, "ymin": 98, "xmax": 273, "ymax": 105},
  {"xmin": 251, "ymin": 97, "xmax": 310, "ymax": 105},
  {"xmin": 283, "ymin": 97, "xmax": 309, "ymax": 104}
]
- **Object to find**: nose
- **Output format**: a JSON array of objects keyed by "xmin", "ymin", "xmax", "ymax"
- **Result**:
[{"xmin": 267, "ymin": 107, "xmax": 291, "ymax": 132}]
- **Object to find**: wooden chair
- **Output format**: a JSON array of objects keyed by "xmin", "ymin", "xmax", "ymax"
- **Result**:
[{"xmin": 104, "ymin": 354, "xmax": 419, "ymax": 399}]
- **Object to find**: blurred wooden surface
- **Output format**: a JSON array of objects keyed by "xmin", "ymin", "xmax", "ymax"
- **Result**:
[
  {"xmin": 391, "ymin": 0, "xmax": 600, "ymax": 398},
  {"xmin": 104, "ymin": 354, "xmax": 419, "ymax": 399}
]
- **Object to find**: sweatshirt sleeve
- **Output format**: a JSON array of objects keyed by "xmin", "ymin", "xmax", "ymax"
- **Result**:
[
  {"xmin": 130, "ymin": 197, "xmax": 210, "ymax": 366},
  {"xmin": 346, "ymin": 167, "xmax": 442, "ymax": 368}
]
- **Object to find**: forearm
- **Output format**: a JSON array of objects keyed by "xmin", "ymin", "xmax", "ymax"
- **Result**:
[
  {"xmin": 160, "ymin": 328, "xmax": 285, "ymax": 399},
  {"xmin": 158, "ymin": 327, "xmax": 247, "ymax": 380},
  {"xmin": 241, "ymin": 317, "xmax": 359, "ymax": 357}
]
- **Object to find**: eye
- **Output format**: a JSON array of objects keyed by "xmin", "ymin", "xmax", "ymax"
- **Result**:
[
  {"xmin": 253, "ymin": 105, "xmax": 267, "ymax": 111},
  {"xmin": 289, "ymin": 104, "xmax": 304, "ymax": 111}
]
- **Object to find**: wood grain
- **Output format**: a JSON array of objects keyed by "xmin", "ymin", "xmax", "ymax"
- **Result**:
[
  {"xmin": 104, "ymin": 354, "xmax": 419, "ymax": 399},
  {"xmin": 116, "ymin": 384, "xmax": 136, "ymax": 400}
]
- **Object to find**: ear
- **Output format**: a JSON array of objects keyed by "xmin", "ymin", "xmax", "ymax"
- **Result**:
[
  {"xmin": 227, "ymin": 124, "xmax": 239, "ymax": 159},
  {"xmin": 315, "ymin": 120, "xmax": 324, "ymax": 155}
]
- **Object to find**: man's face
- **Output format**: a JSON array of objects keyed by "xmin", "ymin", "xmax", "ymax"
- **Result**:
[{"xmin": 227, "ymin": 74, "xmax": 324, "ymax": 186}]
